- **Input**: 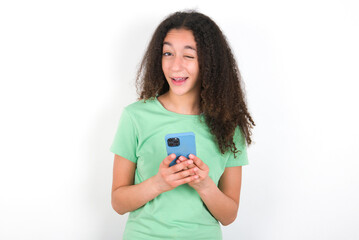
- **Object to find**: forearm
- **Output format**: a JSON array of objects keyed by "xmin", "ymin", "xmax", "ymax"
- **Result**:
[
  {"xmin": 111, "ymin": 176, "xmax": 161, "ymax": 215},
  {"xmin": 196, "ymin": 178, "xmax": 239, "ymax": 226}
]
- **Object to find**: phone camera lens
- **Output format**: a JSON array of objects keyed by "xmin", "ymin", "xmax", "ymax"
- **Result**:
[{"xmin": 168, "ymin": 137, "xmax": 180, "ymax": 147}]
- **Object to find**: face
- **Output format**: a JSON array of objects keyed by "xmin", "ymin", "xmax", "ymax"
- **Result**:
[{"xmin": 162, "ymin": 28, "xmax": 200, "ymax": 97}]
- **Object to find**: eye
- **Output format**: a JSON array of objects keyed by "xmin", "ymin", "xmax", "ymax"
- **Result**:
[
  {"xmin": 185, "ymin": 56, "xmax": 195, "ymax": 59},
  {"xmin": 162, "ymin": 52, "xmax": 172, "ymax": 56}
]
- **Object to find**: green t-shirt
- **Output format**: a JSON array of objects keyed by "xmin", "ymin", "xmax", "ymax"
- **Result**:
[{"xmin": 110, "ymin": 97, "xmax": 248, "ymax": 240}]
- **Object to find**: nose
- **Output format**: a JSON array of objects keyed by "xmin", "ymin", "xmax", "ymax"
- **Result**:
[{"xmin": 170, "ymin": 55, "xmax": 184, "ymax": 72}]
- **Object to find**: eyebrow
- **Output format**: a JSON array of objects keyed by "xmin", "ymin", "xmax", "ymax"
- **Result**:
[{"xmin": 163, "ymin": 42, "xmax": 197, "ymax": 51}]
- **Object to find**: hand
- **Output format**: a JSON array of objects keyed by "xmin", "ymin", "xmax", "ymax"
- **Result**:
[
  {"xmin": 152, "ymin": 154, "xmax": 199, "ymax": 194},
  {"xmin": 176, "ymin": 154, "xmax": 210, "ymax": 192}
]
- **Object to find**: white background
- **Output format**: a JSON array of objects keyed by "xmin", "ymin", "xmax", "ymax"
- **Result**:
[{"xmin": 1, "ymin": 0, "xmax": 358, "ymax": 239}]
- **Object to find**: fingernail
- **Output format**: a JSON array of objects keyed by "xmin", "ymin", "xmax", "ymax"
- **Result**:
[
  {"xmin": 179, "ymin": 156, "xmax": 185, "ymax": 160},
  {"xmin": 194, "ymin": 175, "xmax": 199, "ymax": 179},
  {"xmin": 194, "ymin": 167, "xmax": 198, "ymax": 171},
  {"xmin": 187, "ymin": 160, "xmax": 193, "ymax": 164},
  {"xmin": 189, "ymin": 154, "xmax": 194, "ymax": 158}
]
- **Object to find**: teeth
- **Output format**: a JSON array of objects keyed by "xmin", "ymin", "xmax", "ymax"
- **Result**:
[{"xmin": 172, "ymin": 77, "xmax": 187, "ymax": 81}]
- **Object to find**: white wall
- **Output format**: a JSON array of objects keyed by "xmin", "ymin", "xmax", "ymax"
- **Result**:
[{"xmin": 1, "ymin": 0, "xmax": 358, "ymax": 239}]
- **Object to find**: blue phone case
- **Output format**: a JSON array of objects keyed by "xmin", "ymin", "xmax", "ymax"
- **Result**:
[{"xmin": 165, "ymin": 132, "xmax": 196, "ymax": 167}]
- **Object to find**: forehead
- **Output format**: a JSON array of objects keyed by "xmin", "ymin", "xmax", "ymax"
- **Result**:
[{"xmin": 163, "ymin": 29, "xmax": 197, "ymax": 47}]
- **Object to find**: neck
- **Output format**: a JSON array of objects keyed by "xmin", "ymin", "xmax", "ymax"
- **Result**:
[{"xmin": 159, "ymin": 91, "xmax": 201, "ymax": 115}]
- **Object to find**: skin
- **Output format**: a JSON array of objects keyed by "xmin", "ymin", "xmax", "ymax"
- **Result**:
[
  {"xmin": 157, "ymin": 28, "xmax": 210, "ymax": 190},
  {"xmin": 112, "ymin": 28, "xmax": 243, "ymax": 226},
  {"xmin": 158, "ymin": 28, "xmax": 201, "ymax": 115}
]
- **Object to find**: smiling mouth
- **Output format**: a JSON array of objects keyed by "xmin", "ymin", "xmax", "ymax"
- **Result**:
[
  {"xmin": 171, "ymin": 77, "xmax": 188, "ymax": 82},
  {"xmin": 171, "ymin": 77, "xmax": 188, "ymax": 86}
]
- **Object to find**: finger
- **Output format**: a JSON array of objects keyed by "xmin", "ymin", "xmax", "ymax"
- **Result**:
[
  {"xmin": 172, "ymin": 159, "xmax": 193, "ymax": 173},
  {"xmin": 173, "ymin": 167, "xmax": 198, "ymax": 180},
  {"xmin": 176, "ymin": 159, "xmax": 189, "ymax": 170},
  {"xmin": 162, "ymin": 154, "xmax": 176, "ymax": 168},
  {"xmin": 169, "ymin": 159, "xmax": 193, "ymax": 173},
  {"xmin": 189, "ymin": 154, "xmax": 208, "ymax": 171},
  {"xmin": 173, "ymin": 174, "xmax": 199, "ymax": 187},
  {"xmin": 177, "ymin": 156, "xmax": 196, "ymax": 170},
  {"xmin": 176, "ymin": 156, "xmax": 186, "ymax": 164},
  {"xmin": 177, "ymin": 156, "xmax": 189, "ymax": 168},
  {"xmin": 186, "ymin": 163, "xmax": 196, "ymax": 169}
]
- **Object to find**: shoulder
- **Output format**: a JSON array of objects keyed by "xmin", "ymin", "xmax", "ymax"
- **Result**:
[
  {"xmin": 121, "ymin": 98, "xmax": 161, "ymax": 123},
  {"xmin": 233, "ymin": 125, "xmax": 246, "ymax": 143},
  {"xmin": 124, "ymin": 98, "xmax": 157, "ymax": 114}
]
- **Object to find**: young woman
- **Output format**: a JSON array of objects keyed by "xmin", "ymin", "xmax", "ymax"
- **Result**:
[{"xmin": 110, "ymin": 10, "xmax": 255, "ymax": 240}]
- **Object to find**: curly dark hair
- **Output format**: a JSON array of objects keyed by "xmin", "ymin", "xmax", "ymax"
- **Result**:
[{"xmin": 136, "ymin": 10, "xmax": 255, "ymax": 157}]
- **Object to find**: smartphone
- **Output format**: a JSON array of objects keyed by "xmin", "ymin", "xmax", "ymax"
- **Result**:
[{"xmin": 165, "ymin": 132, "xmax": 196, "ymax": 167}]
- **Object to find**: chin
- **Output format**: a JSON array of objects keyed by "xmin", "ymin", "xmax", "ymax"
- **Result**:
[
  {"xmin": 170, "ymin": 90, "xmax": 189, "ymax": 96},
  {"xmin": 167, "ymin": 80, "xmax": 200, "ymax": 97}
]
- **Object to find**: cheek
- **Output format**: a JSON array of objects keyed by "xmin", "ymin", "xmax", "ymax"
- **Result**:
[
  {"xmin": 189, "ymin": 63, "xmax": 199, "ymax": 78},
  {"xmin": 162, "ymin": 60, "xmax": 169, "ymax": 75}
]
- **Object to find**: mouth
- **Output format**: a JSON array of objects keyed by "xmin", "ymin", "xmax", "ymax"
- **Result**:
[{"xmin": 171, "ymin": 77, "xmax": 188, "ymax": 86}]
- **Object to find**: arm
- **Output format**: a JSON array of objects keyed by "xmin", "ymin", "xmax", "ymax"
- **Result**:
[
  {"xmin": 181, "ymin": 154, "xmax": 243, "ymax": 226},
  {"xmin": 111, "ymin": 154, "xmax": 161, "ymax": 215},
  {"xmin": 111, "ymin": 154, "xmax": 199, "ymax": 215},
  {"xmin": 197, "ymin": 166, "xmax": 242, "ymax": 226}
]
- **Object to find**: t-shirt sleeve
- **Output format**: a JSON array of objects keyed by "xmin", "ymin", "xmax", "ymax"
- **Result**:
[
  {"xmin": 225, "ymin": 126, "xmax": 249, "ymax": 167},
  {"xmin": 109, "ymin": 108, "xmax": 138, "ymax": 163}
]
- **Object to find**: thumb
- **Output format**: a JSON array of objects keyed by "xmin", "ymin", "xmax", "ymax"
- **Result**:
[{"xmin": 162, "ymin": 153, "xmax": 176, "ymax": 168}]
